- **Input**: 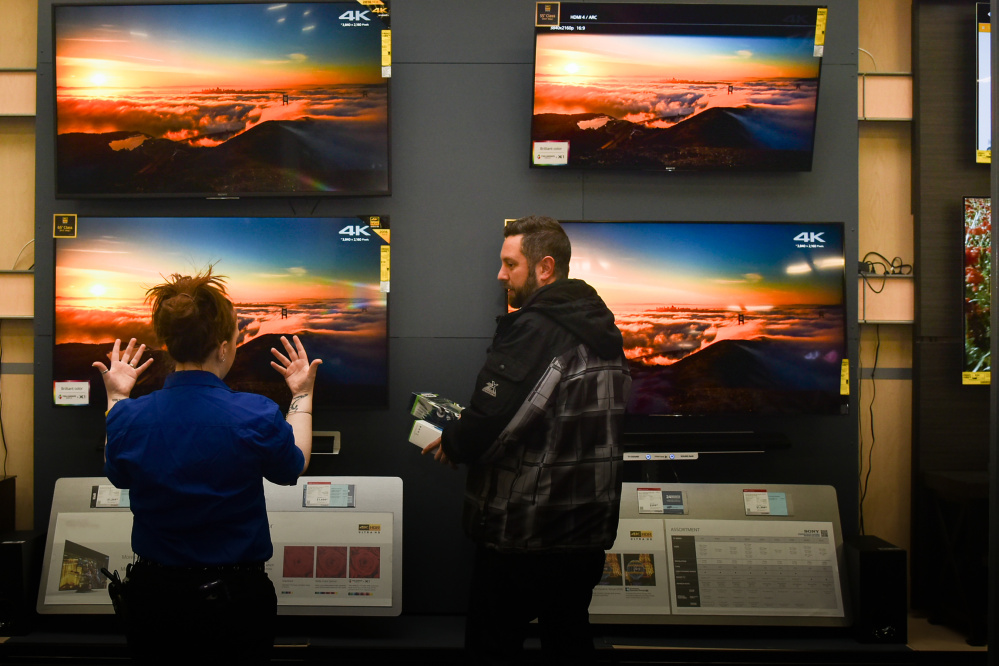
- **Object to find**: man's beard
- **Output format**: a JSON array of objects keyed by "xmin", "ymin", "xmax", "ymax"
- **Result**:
[{"xmin": 506, "ymin": 270, "xmax": 539, "ymax": 309}]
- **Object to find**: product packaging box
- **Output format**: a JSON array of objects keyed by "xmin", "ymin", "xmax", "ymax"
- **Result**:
[
  {"xmin": 408, "ymin": 419, "xmax": 442, "ymax": 448},
  {"xmin": 409, "ymin": 392, "xmax": 463, "ymax": 428}
]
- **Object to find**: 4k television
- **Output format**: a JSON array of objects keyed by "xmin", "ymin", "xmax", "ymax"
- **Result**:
[
  {"xmin": 560, "ymin": 221, "xmax": 848, "ymax": 418},
  {"xmin": 53, "ymin": 1, "xmax": 390, "ymax": 198},
  {"xmin": 963, "ymin": 196, "xmax": 991, "ymax": 383},
  {"xmin": 54, "ymin": 216, "xmax": 390, "ymax": 409},
  {"xmin": 530, "ymin": 2, "xmax": 826, "ymax": 172}
]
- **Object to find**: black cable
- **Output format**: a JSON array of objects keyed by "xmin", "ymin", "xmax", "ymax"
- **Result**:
[
  {"xmin": 861, "ymin": 273, "xmax": 888, "ymax": 294},
  {"xmin": 0, "ymin": 318, "xmax": 7, "ymax": 478},
  {"xmin": 858, "ymin": 324, "xmax": 881, "ymax": 536},
  {"xmin": 861, "ymin": 251, "xmax": 913, "ymax": 276}
]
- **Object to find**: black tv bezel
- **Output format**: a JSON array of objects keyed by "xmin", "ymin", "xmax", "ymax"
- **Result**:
[
  {"xmin": 50, "ymin": 0, "xmax": 392, "ymax": 200},
  {"xmin": 52, "ymin": 214, "xmax": 391, "ymax": 411},
  {"xmin": 528, "ymin": 1, "xmax": 827, "ymax": 174}
]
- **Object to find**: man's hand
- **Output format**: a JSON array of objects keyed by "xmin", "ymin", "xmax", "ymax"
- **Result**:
[{"xmin": 421, "ymin": 437, "xmax": 457, "ymax": 469}]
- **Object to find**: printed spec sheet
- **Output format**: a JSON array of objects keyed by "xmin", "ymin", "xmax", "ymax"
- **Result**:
[
  {"xmin": 590, "ymin": 518, "xmax": 844, "ymax": 618},
  {"xmin": 42, "ymin": 508, "xmax": 393, "ymax": 609}
]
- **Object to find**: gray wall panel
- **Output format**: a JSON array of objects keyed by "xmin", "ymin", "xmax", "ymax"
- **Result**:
[{"xmin": 33, "ymin": 0, "xmax": 860, "ymax": 616}]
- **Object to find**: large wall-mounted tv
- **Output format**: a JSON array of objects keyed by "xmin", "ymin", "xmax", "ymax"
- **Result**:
[
  {"xmin": 560, "ymin": 221, "xmax": 848, "ymax": 419},
  {"xmin": 53, "ymin": 1, "xmax": 390, "ymax": 198},
  {"xmin": 963, "ymin": 196, "xmax": 991, "ymax": 384},
  {"xmin": 54, "ymin": 216, "xmax": 390, "ymax": 410},
  {"xmin": 530, "ymin": 2, "xmax": 826, "ymax": 172},
  {"xmin": 976, "ymin": 3, "xmax": 991, "ymax": 164}
]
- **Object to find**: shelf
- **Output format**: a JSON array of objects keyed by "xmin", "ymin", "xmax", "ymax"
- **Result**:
[
  {"xmin": 858, "ymin": 72, "xmax": 912, "ymax": 121},
  {"xmin": 0, "ymin": 270, "xmax": 33, "ymax": 318},
  {"xmin": 858, "ymin": 273, "xmax": 913, "ymax": 324},
  {"xmin": 0, "ymin": 70, "xmax": 35, "ymax": 117}
]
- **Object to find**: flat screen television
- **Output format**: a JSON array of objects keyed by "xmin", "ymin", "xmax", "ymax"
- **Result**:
[
  {"xmin": 52, "ymin": 1, "xmax": 391, "ymax": 198},
  {"xmin": 977, "ymin": 3, "xmax": 991, "ymax": 164},
  {"xmin": 54, "ymin": 216, "xmax": 390, "ymax": 409},
  {"xmin": 560, "ymin": 221, "xmax": 848, "ymax": 424},
  {"xmin": 963, "ymin": 196, "xmax": 991, "ymax": 384},
  {"xmin": 530, "ymin": 2, "xmax": 826, "ymax": 172}
]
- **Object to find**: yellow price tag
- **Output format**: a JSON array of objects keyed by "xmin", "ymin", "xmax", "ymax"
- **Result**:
[
  {"xmin": 840, "ymin": 358, "xmax": 849, "ymax": 395},
  {"xmin": 814, "ymin": 8, "xmax": 827, "ymax": 47},
  {"xmin": 380, "ymin": 245, "xmax": 390, "ymax": 284},
  {"xmin": 962, "ymin": 371, "xmax": 991, "ymax": 385},
  {"xmin": 381, "ymin": 30, "xmax": 392, "ymax": 68}
]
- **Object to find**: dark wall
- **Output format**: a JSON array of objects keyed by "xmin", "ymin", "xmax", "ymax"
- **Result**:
[
  {"xmin": 911, "ymin": 0, "xmax": 991, "ymax": 625},
  {"xmin": 33, "ymin": 0, "xmax": 860, "ymax": 615}
]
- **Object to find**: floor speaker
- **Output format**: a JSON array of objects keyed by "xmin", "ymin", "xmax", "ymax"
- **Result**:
[
  {"xmin": 845, "ymin": 535, "xmax": 907, "ymax": 644},
  {"xmin": 0, "ymin": 530, "xmax": 45, "ymax": 636}
]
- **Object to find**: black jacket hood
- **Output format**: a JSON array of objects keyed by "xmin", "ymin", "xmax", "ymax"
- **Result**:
[{"xmin": 519, "ymin": 278, "xmax": 624, "ymax": 359}]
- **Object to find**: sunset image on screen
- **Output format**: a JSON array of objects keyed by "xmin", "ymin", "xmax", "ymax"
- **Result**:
[
  {"xmin": 531, "ymin": 29, "xmax": 822, "ymax": 171},
  {"xmin": 54, "ymin": 217, "xmax": 389, "ymax": 409},
  {"xmin": 563, "ymin": 222, "xmax": 847, "ymax": 415},
  {"xmin": 54, "ymin": 2, "xmax": 390, "ymax": 196}
]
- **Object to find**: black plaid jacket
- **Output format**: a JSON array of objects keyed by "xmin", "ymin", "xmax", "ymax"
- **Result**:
[{"xmin": 441, "ymin": 279, "xmax": 631, "ymax": 552}]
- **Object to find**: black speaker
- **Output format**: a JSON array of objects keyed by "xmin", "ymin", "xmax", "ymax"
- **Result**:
[
  {"xmin": 0, "ymin": 530, "xmax": 45, "ymax": 636},
  {"xmin": 845, "ymin": 535, "xmax": 907, "ymax": 644}
]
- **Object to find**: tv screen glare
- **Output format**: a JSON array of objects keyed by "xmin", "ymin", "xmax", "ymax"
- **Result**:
[
  {"xmin": 53, "ymin": 1, "xmax": 391, "ymax": 198},
  {"xmin": 530, "ymin": 2, "xmax": 826, "ymax": 172},
  {"xmin": 54, "ymin": 216, "xmax": 390, "ymax": 409},
  {"xmin": 560, "ymin": 221, "xmax": 848, "ymax": 417},
  {"xmin": 963, "ymin": 196, "xmax": 991, "ymax": 384},
  {"xmin": 977, "ymin": 3, "xmax": 991, "ymax": 163}
]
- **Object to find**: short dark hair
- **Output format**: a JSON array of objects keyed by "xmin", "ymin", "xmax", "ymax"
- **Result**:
[
  {"xmin": 504, "ymin": 215, "xmax": 571, "ymax": 279},
  {"xmin": 145, "ymin": 266, "xmax": 237, "ymax": 363}
]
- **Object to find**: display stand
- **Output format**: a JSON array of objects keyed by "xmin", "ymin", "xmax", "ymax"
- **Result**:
[
  {"xmin": 36, "ymin": 476, "xmax": 402, "ymax": 617},
  {"xmin": 590, "ymin": 483, "xmax": 850, "ymax": 627}
]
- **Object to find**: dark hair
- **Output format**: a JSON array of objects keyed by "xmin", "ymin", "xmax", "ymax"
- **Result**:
[
  {"xmin": 145, "ymin": 266, "xmax": 236, "ymax": 363},
  {"xmin": 504, "ymin": 215, "xmax": 571, "ymax": 279}
]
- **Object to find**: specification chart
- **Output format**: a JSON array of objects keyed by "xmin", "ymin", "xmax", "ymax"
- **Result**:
[{"xmin": 667, "ymin": 519, "xmax": 844, "ymax": 617}]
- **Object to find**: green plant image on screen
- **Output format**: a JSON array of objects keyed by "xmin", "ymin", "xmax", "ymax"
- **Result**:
[{"xmin": 964, "ymin": 196, "xmax": 991, "ymax": 380}]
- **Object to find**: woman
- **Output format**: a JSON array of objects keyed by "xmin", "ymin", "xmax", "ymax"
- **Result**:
[{"xmin": 94, "ymin": 268, "xmax": 321, "ymax": 664}]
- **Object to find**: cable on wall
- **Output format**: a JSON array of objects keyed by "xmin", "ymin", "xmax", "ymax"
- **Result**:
[
  {"xmin": 858, "ymin": 47, "xmax": 878, "ymax": 72},
  {"xmin": 0, "ymin": 317, "xmax": 7, "ymax": 478},
  {"xmin": 857, "ymin": 323, "xmax": 881, "ymax": 536},
  {"xmin": 12, "ymin": 238, "xmax": 34, "ymax": 270}
]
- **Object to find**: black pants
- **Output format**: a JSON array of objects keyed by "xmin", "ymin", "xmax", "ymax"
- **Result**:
[
  {"xmin": 119, "ymin": 560, "xmax": 277, "ymax": 665},
  {"xmin": 465, "ymin": 545, "xmax": 606, "ymax": 666}
]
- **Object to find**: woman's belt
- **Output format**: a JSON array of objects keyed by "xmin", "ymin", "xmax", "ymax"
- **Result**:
[{"xmin": 135, "ymin": 556, "xmax": 265, "ymax": 573}]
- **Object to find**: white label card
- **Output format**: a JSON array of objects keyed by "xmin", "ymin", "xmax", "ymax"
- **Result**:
[
  {"xmin": 743, "ymin": 489, "xmax": 771, "ymax": 515},
  {"xmin": 54, "ymin": 381, "xmax": 90, "ymax": 406},
  {"xmin": 303, "ymin": 483, "xmax": 355, "ymax": 508},
  {"xmin": 532, "ymin": 141, "xmax": 569, "ymax": 165},
  {"xmin": 637, "ymin": 488, "xmax": 665, "ymax": 514}
]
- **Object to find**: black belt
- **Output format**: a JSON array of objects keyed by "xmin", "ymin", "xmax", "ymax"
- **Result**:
[{"xmin": 135, "ymin": 556, "xmax": 265, "ymax": 574}]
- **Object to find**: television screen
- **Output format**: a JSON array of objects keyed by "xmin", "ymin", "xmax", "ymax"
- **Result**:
[
  {"xmin": 963, "ymin": 197, "xmax": 991, "ymax": 384},
  {"xmin": 54, "ymin": 216, "xmax": 390, "ymax": 409},
  {"xmin": 53, "ymin": 1, "xmax": 391, "ymax": 198},
  {"xmin": 977, "ymin": 3, "xmax": 991, "ymax": 164},
  {"xmin": 560, "ymin": 221, "xmax": 848, "ymax": 417},
  {"xmin": 530, "ymin": 2, "xmax": 826, "ymax": 172}
]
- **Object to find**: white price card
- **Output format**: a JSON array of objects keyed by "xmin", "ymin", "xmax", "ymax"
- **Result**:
[
  {"xmin": 743, "ymin": 489, "xmax": 771, "ymax": 515},
  {"xmin": 303, "ymin": 483, "xmax": 355, "ymax": 508},
  {"xmin": 637, "ymin": 487, "xmax": 665, "ymax": 514}
]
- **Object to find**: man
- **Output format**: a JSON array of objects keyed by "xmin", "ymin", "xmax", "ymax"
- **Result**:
[{"xmin": 423, "ymin": 215, "xmax": 631, "ymax": 665}]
